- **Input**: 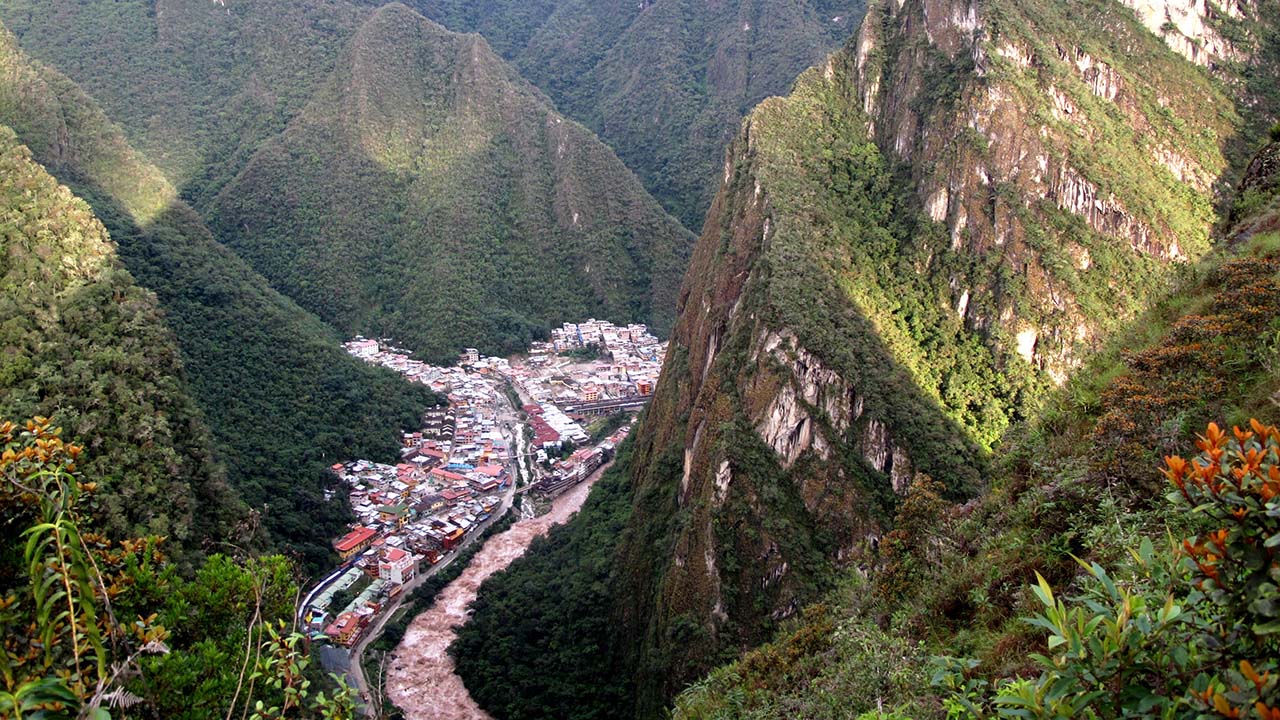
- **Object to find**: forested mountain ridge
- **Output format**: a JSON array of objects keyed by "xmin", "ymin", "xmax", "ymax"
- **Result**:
[
  {"xmin": 207, "ymin": 4, "xmax": 692, "ymax": 361},
  {"xmin": 0, "ymin": 126, "xmax": 242, "ymax": 560},
  {"xmin": 0, "ymin": 0, "xmax": 695, "ymax": 361},
  {"xmin": 666, "ymin": 125, "xmax": 1280, "ymax": 719},
  {"xmin": 404, "ymin": 0, "xmax": 869, "ymax": 230},
  {"xmin": 0, "ymin": 24, "xmax": 438, "ymax": 569},
  {"xmin": 454, "ymin": 0, "xmax": 1279, "ymax": 717}
]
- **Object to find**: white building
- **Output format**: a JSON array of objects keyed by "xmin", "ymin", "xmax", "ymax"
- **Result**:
[
  {"xmin": 378, "ymin": 547, "xmax": 418, "ymax": 585},
  {"xmin": 347, "ymin": 339, "xmax": 380, "ymax": 358}
]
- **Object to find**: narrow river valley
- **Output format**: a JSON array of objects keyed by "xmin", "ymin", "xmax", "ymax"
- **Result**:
[{"xmin": 385, "ymin": 469, "xmax": 606, "ymax": 719}]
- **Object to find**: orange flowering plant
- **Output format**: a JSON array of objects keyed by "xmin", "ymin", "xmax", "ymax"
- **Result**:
[
  {"xmin": 0, "ymin": 419, "xmax": 357, "ymax": 720},
  {"xmin": 933, "ymin": 420, "xmax": 1279, "ymax": 719},
  {"xmin": 1166, "ymin": 421, "xmax": 1280, "ymax": 718}
]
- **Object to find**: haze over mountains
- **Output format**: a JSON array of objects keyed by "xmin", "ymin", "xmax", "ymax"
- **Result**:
[
  {"xmin": 407, "ymin": 0, "xmax": 868, "ymax": 228},
  {"xmin": 1, "ymin": 0, "xmax": 1278, "ymax": 718},
  {"xmin": 2, "ymin": 0, "xmax": 695, "ymax": 361}
]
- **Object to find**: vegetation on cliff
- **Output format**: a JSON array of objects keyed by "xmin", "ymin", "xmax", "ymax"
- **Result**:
[
  {"xmin": 0, "ymin": 127, "xmax": 241, "ymax": 562},
  {"xmin": 454, "ymin": 0, "xmax": 1278, "ymax": 716},
  {"xmin": 667, "ymin": 136, "xmax": 1280, "ymax": 717}
]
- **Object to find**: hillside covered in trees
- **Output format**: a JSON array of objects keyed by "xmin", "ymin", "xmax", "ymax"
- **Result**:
[
  {"xmin": 0, "ymin": 23, "xmax": 438, "ymax": 569},
  {"xmin": 408, "ymin": 0, "xmax": 869, "ymax": 229},
  {"xmin": 0, "ymin": 0, "xmax": 694, "ymax": 361},
  {"xmin": 452, "ymin": 0, "xmax": 1280, "ymax": 717},
  {"xmin": 206, "ymin": 4, "xmax": 692, "ymax": 361},
  {"xmin": 0, "ymin": 126, "xmax": 242, "ymax": 563}
]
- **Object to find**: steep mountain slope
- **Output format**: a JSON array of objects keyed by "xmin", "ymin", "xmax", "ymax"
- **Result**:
[
  {"xmin": 0, "ymin": 0, "xmax": 694, "ymax": 359},
  {"xmin": 0, "ymin": 126, "xmax": 241, "ymax": 558},
  {"xmin": 207, "ymin": 5, "xmax": 692, "ymax": 361},
  {"xmin": 669, "ymin": 131, "xmax": 1280, "ymax": 719},
  {"xmin": 0, "ymin": 0, "xmax": 366, "ymax": 210},
  {"xmin": 0, "ymin": 25, "xmax": 436, "ymax": 569},
  {"xmin": 455, "ymin": 0, "xmax": 1275, "ymax": 716},
  {"xmin": 407, "ymin": 0, "xmax": 869, "ymax": 229}
]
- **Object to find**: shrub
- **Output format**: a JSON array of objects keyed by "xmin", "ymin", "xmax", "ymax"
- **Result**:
[
  {"xmin": 933, "ymin": 420, "xmax": 1280, "ymax": 719},
  {"xmin": 0, "ymin": 418, "xmax": 358, "ymax": 720},
  {"xmin": 1269, "ymin": 123, "xmax": 1280, "ymax": 143}
]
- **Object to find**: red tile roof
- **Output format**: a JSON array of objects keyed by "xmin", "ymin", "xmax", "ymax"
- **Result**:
[
  {"xmin": 333, "ymin": 526, "xmax": 377, "ymax": 553},
  {"xmin": 431, "ymin": 468, "xmax": 467, "ymax": 483}
]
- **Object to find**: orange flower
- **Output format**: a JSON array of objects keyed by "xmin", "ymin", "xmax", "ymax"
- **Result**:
[
  {"xmin": 1234, "ymin": 426, "xmax": 1255, "ymax": 449},
  {"xmin": 1240, "ymin": 660, "xmax": 1271, "ymax": 693},
  {"xmin": 1213, "ymin": 690, "xmax": 1240, "ymax": 718}
]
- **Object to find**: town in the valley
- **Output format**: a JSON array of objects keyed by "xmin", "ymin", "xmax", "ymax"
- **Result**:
[{"xmin": 300, "ymin": 320, "xmax": 665, "ymax": 650}]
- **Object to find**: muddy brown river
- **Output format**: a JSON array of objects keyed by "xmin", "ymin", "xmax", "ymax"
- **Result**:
[{"xmin": 385, "ymin": 471, "xmax": 604, "ymax": 719}]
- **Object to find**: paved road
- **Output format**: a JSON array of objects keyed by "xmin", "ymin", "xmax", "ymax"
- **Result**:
[
  {"xmin": 346, "ymin": 494, "xmax": 514, "ymax": 712},
  {"xmin": 340, "ymin": 380, "xmax": 525, "ymax": 715}
]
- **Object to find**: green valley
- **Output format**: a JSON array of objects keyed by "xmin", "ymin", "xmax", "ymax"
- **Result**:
[
  {"xmin": 0, "ymin": 24, "xmax": 438, "ymax": 569},
  {"xmin": 0, "ymin": 0, "xmax": 694, "ymax": 362},
  {"xmin": 1, "ymin": 0, "xmax": 1278, "ymax": 718}
]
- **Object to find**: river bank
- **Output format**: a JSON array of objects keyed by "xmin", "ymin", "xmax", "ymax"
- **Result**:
[{"xmin": 385, "ymin": 464, "xmax": 607, "ymax": 719}]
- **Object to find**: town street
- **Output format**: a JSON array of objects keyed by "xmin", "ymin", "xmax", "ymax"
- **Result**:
[
  {"xmin": 384, "ymin": 460, "xmax": 611, "ymax": 719},
  {"xmin": 323, "ymin": 400, "xmax": 524, "ymax": 711}
]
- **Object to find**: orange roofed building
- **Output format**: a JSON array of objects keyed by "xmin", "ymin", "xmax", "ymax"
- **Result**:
[
  {"xmin": 333, "ymin": 526, "xmax": 377, "ymax": 560},
  {"xmin": 324, "ymin": 612, "xmax": 361, "ymax": 647}
]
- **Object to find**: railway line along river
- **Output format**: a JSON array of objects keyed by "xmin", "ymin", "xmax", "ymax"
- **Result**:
[{"xmin": 385, "ymin": 465, "xmax": 607, "ymax": 719}]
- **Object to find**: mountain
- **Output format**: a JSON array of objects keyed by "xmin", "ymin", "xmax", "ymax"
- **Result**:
[
  {"xmin": 668, "ymin": 127, "xmax": 1280, "ymax": 719},
  {"xmin": 0, "ymin": 25, "xmax": 438, "ymax": 569},
  {"xmin": 0, "ymin": 0, "xmax": 695, "ymax": 361},
  {"xmin": 206, "ymin": 4, "xmax": 692, "ymax": 361},
  {"xmin": 454, "ymin": 0, "xmax": 1278, "ymax": 716},
  {"xmin": 0, "ymin": 125, "xmax": 241, "ymax": 559},
  {"xmin": 407, "ymin": 0, "xmax": 870, "ymax": 229}
]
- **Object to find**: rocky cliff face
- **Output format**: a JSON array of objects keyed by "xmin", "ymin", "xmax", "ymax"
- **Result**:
[
  {"xmin": 1117, "ymin": 0, "xmax": 1253, "ymax": 66},
  {"xmin": 608, "ymin": 0, "xmax": 1247, "ymax": 713}
]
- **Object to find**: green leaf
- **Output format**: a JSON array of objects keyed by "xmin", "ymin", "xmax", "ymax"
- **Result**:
[{"xmin": 1033, "ymin": 573, "xmax": 1055, "ymax": 609}]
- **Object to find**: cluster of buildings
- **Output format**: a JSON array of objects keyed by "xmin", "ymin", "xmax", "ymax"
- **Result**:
[
  {"xmin": 309, "ymin": 328, "xmax": 665, "ymax": 648},
  {"xmin": 309, "ymin": 339, "xmax": 519, "ymax": 647},
  {"xmin": 524, "ymin": 403, "xmax": 589, "ymax": 449},
  {"xmin": 345, "ymin": 338, "xmax": 513, "ymax": 395},
  {"xmin": 534, "ymin": 423, "xmax": 632, "ymax": 497},
  {"xmin": 489, "ymin": 321, "xmax": 665, "ymax": 450},
  {"xmin": 517, "ymin": 320, "xmax": 665, "ymax": 405}
]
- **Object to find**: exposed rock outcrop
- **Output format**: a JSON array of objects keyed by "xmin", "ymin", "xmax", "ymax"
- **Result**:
[{"xmin": 600, "ymin": 0, "xmax": 1241, "ymax": 715}]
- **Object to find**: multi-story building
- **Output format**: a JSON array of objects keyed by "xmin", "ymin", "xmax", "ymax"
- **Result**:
[
  {"xmin": 333, "ymin": 526, "xmax": 377, "ymax": 561},
  {"xmin": 377, "ymin": 547, "xmax": 418, "ymax": 585}
]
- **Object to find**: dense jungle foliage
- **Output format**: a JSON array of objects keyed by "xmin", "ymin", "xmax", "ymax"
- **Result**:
[
  {"xmin": 0, "ymin": 25, "xmax": 439, "ymax": 571},
  {"xmin": 405, "ymin": 0, "xmax": 868, "ymax": 230},
  {"xmin": 451, "ymin": 447, "xmax": 636, "ymax": 720},
  {"xmin": 450, "ymin": 0, "xmax": 1280, "ymax": 715},
  {"xmin": 0, "ymin": 418, "xmax": 355, "ymax": 720},
  {"xmin": 0, "ymin": 127, "xmax": 241, "ymax": 564},
  {"xmin": 206, "ymin": 4, "xmax": 692, "ymax": 362}
]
